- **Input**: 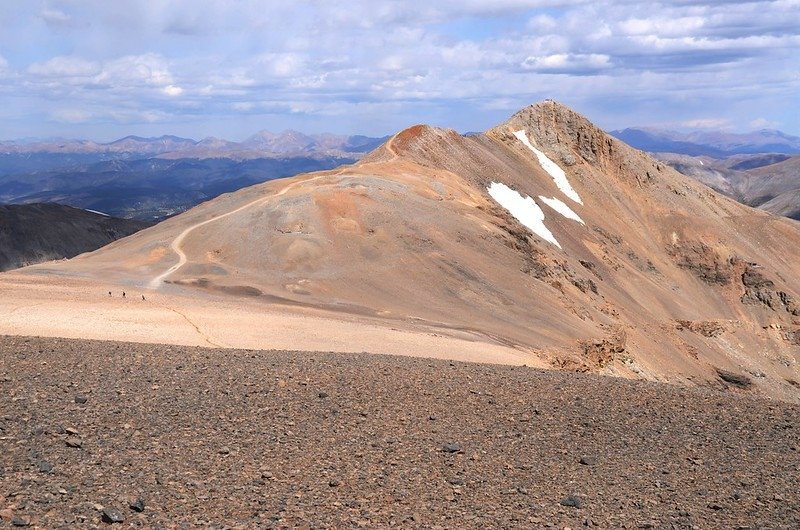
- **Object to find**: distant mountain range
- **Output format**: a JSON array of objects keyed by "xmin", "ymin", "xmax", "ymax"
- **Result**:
[
  {"xmin": 610, "ymin": 127, "xmax": 800, "ymax": 157},
  {"xmin": 609, "ymin": 126, "xmax": 800, "ymax": 222},
  {"xmin": 0, "ymin": 131, "xmax": 388, "ymax": 160},
  {"xmin": 0, "ymin": 130, "xmax": 388, "ymax": 220}
]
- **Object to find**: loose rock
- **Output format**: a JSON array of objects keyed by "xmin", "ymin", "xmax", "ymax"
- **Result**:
[
  {"xmin": 560, "ymin": 495, "xmax": 584, "ymax": 508},
  {"xmin": 442, "ymin": 442, "xmax": 461, "ymax": 453},
  {"xmin": 129, "ymin": 498, "xmax": 145, "ymax": 513},
  {"xmin": 65, "ymin": 436, "xmax": 82, "ymax": 448},
  {"xmin": 101, "ymin": 508, "xmax": 125, "ymax": 524}
]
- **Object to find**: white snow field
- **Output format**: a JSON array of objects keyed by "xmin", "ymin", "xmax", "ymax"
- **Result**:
[
  {"xmin": 538, "ymin": 196, "xmax": 585, "ymax": 225},
  {"xmin": 487, "ymin": 182, "xmax": 561, "ymax": 248},
  {"xmin": 513, "ymin": 129, "xmax": 583, "ymax": 205}
]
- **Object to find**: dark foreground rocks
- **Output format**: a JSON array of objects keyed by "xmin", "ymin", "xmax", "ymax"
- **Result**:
[{"xmin": 0, "ymin": 335, "xmax": 798, "ymax": 528}]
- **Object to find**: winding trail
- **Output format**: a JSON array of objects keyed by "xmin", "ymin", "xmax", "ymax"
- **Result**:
[{"xmin": 148, "ymin": 135, "xmax": 400, "ymax": 290}]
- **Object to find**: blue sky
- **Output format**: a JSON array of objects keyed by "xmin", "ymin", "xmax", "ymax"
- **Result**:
[{"xmin": 0, "ymin": 0, "xmax": 798, "ymax": 141}]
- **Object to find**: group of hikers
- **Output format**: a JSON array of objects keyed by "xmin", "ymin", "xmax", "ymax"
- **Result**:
[{"xmin": 108, "ymin": 291, "xmax": 146, "ymax": 301}]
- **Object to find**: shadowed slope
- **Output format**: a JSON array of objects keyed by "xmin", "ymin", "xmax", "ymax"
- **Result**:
[{"xmin": 0, "ymin": 203, "xmax": 150, "ymax": 272}]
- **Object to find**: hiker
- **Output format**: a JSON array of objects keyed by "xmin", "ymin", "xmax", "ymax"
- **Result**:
[
  {"xmin": 108, "ymin": 291, "xmax": 111, "ymax": 297},
  {"xmin": 122, "ymin": 291, "xmax": 126, "ymax": 298},
  {"xmin": 142, "ymin": 295, "xmax": 146, "ymax": 301}
]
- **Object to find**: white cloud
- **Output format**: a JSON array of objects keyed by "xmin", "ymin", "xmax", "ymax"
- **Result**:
[
  {"xmin": 749, "ymin": 117, "xmax": 779, "ymax": 130},
  {"xmin": 0, "ymin": 0, "xmax": 797, "ymax": 137},
  {"xmin": 28, "ymin": 56, "xmax": 100, "ymax": 78},
  {"xmin": 162, "ymin": 84, "xmax": 184, "ymax": 96},
  {"xmin": 680, "ymin": 118, "xmax": 731, "ymax": 129},
  {"xmin": 521, "ymin": 53, "xmax": 611, "ymax": 73},
  {"xmin": 39, "ymin": 8, "xmax": 73, "ymax": 27},
  {"xmin": 51, "ymin": 109, "xmax": 92, "ymax": 123},
  {"xmin": 95, "ymin": 54, "xmax": 173, "ymax": 87}
]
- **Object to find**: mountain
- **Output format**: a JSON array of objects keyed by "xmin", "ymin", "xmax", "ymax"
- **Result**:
[
  {"xmin": 615, "ymin": 127, "xmax": 800, "ymax": 221},
  {"xmin": 611, "ymin": 127, "xmax": 800, "ymax": 157},
  {"xmin": 0, "ymin": 156, "xmax": 357, "ymax": 220},
  {"xmin": 0, "ymin": 203, "xmax": 150, "ymax": 272},
  {"xmin": 239, "ymin": 130, "xmax": 389, "ymax": 158},
  {"xmin": 0, "ymin": 134, "xmax": 197, "ymax": 157},
  {"xmin": 651, "ymin": 153, "xmax": 800, "ymax": 212},
  {"xmin": 760, "ymin": 189, "xmax": 800, "ymax": 220},
  {"xmin": 0, "ymin": 131, "xmax": 388, "ymax": 160},
  {"xmin": 0, "ymin": 131, "xmax": 388, "ymax": 220},
  {"xmin": 6, "ymin": 101, "xmax": 799, "ymax": 401}
]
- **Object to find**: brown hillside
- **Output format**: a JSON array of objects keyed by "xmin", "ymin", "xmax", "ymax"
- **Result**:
[{"xmin": 2, "ymin": 101, "xmax": 799, "ymax": 401}]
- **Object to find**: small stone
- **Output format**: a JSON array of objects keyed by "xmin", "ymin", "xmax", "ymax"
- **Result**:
[
  {"xmin": 65, "ymin": 436, "xmax": 82, "ymax": 448},
  {"xmin": 318, "ymin": 391, "xmax": 328, "ymax": 399},
  {"xmin": 129, "ymin": 498, "xmax": 145, "ymax": 512},
  {"xmin": 74, "ymin": 395, "xmax": 88, "ymax": 404},
  {"xmin": 218, "ymin": 446, "xmax": 230, "ymax": 455},
  {"xmin": 448, "ymin": 477, "xmax": 466, "ymax": 486},
  {"xmin": 37, "ymin": 460, "xmax": 53, "ymax": 473},
  {"xmin": 579, "ymin": 456, "xmax": 597, "ymax": 466},
  {"xmin": 328, "ymin": 479, "xmax": 340, "ymax": 487},
  {"xmin": 65, "ymin": 427, "xmax": 80, "ymax": 435},
  {"xmin": 11, "ymin": 517, "xmax": 31, "ymax": 527},
  {"xmin": 101, "ymin": 507, "xmax": 125, "ymax": 524},
  {"xmin": 442, "ymin": 442, "xmax": 461, "ymax": 453},
  {"xmin": 560, "ymin": 495, "xmax": 584, "ymax": 509}
]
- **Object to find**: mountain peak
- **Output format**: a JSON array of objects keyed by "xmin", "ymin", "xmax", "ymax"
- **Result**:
[{"xmin": 491, "ymin": 100, "xmax": 615, "ymax": 167}]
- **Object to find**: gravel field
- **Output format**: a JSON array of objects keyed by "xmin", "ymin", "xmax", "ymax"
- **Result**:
[{"xmin": 1, "ymin": 335, "xmax": 798, "ymax": 529}]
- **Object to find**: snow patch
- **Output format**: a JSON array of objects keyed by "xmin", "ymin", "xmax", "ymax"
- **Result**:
[
  {"xmin": 699, "ymin": 159, "xmax": 705, "ymax": 166},
  {"xmin": 538, "ymin": 196, "xmax": 585, "ymax": 225},
  {"xmin": 487, "ymin": 182, "xmax": 561, "ymax": 248},
  {"xmin": 84, "ymin": 209, "xmax": 110, "ymax": 217},
  {"xmin": 513, "ymin": 129, "xmax": 583, "ymax": 205}
]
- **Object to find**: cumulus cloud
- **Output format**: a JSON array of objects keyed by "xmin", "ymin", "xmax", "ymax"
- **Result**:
[
  {"xmin": 162, "ymin": 85, "xmax": 184, "ymax": 96},
  {"xmin": 28, "ymin": 56, "xmax": 100, "ymax": 78},
  {"xmin": 0, "ymin": 0, "xmax": 797, "ymax": 138},
  {"xmin": 51, "ymin": 108, "xmax": 92, "ymax": 123},
  {"xmin": 521, "ymin": 53, "xmax": 612, "ymax": 74}
]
